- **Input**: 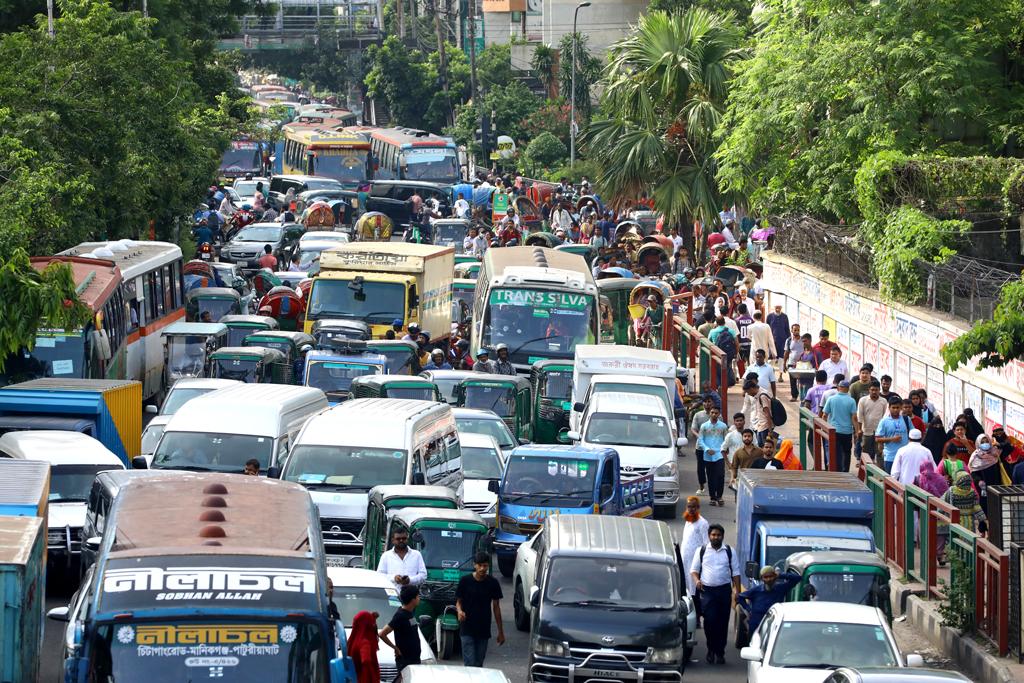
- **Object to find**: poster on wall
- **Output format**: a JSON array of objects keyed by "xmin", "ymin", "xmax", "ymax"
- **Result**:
[
  {"xmin": 895, "ymin": 352, "xmax": 911, "ymax": 396},
  {"xmin": 983, "ymin": 393, "xmax": 1005, "ymax": 433},
  {"xmin": 927, "ymin": 366, "xmax": 944, "ymax": 418},
  {"xmin": 965, "ymin": 383, "xmax": 983, "ymax": 421},
  {"xmin": 863, "ymin": 336, "xmax": 880, "ymax": 370},
  {"xmin": 1005, "ymin": 401, "xmax": 1024, "ymax": 442},
  {"xmin": 848, "ymin": 330, "xmax": 864, "ymax": 372},
  {"xmin": 944, "ymin": 375, "xmax": 963, "ymax": 424},
  {"xmin": 786, "ymin": 297, "xmax": 799, "ymax": 331},
  {"xmin": 877, "ymin": 344, "xmax": 895, "ymax": 385},
  {"xmin": 823, "ymin": 315, "xmax": 837, "ymax": 342},
  {"xmin": 836, "ymin": 323, "xmax": 850, "ymax": 357},
  {"xmin": 910, "ymin": 359, "xmax": 927, "ymax": 391}
]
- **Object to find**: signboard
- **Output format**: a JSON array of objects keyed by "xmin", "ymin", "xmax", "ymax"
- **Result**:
[
  {"xmin": 491, "ymin": 192, "xmax": 510, "ymax": 223},
  {"xmin": 495, "ymin": 135, "xmax": 516, "ymax": 159},
  {"xmin": 836, "ymin": 323, "xmax": 849, "ymax": 358},
  {"xmin": 944, "ymin": 375, "xmax": 963, "ymax": 426},
  {"xmin": 848, "ymin": 330, "xmax": 864, "ymax": 372},
  {"xmin": 1005, "ymin": 401, "xmax": 1024, "ymax": 442},
  {"xmin": 895, "ymin": 351, "xmax": 910, "ymax": 396},
  {"xmin": 489, "ymin": 288, "xmax": 591, "ymax": 311},
  {"xmin": 320, "ymin": 249, "xmax": 424, "ymax": 273},
  {"xmin": 984, "ymin": 393, "xmax": 1005, "ymax": 433},
  {"xmin": 482, "ymin": 0, "xmax": 525, "ymax": 11},
  {"xmin": 927, "ymin": 366, "xmax": 945, "ymax": 418},
  {"xmin": 965, "ymin": 383, "xmax": 983, "ymax": 421},
  {"xmin": 910, "ymin": 359, "xmax": 927, "ymax": 391}
]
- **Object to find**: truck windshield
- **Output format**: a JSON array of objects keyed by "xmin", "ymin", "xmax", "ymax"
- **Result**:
[
  {"xmin": 89, "ymin": 620, "xmax": 330, "ymax": 682},
  {"xmin": 482, "ymin": 288, "xmax": 596, "ymax": 364},
  {"xmin": 584, "ymin": 413, "xmax": 672, "ymax": 448},
  {"xmin": 210, "ymin": 357, "xmax": 259, "ymax": 382},
  {"xmin": 284, "ymin": 444, "xmax": 408, "ymax": 489},
  {"xmin": 306, "ymin": 360, "xmax": 381, "ymax": 399},
  {"xmin": 462, "ymin": 384, "xmax": 514, "ymax": 417},
  {"xmin": 307, "ymin": 279, "xmax": 404, "ymax": 325},
  {"xmin": 767, "ymin": 621, "xmax": 896, "ymax": 668},
  {"xmin": 806, "ymin": 572, "xmax": 881, "ymax": 605},
  {"xmin": 413, "ymin": 527, "xmax": 484, "ymax": 570},
  {"xmin": 764, "ymin": 536, "xmax": 872, "ymax": 566},
  {"xmin": 546, "ymin": 557, "xmax": 675, "ymax": 609},
  {"xmin": 387, "ymin": 386, "xmax": 436, "ymax": 401},
  {"xmin": 502, "ymin": 455, "xmax": 594, "ymax": 507},
  {"xmin": 591, "ymin": 383, "xmax": 671, "ymax": 418},
  {"xmin": 153, "ymin": 432, "xmax": 274, "ymax": 472},
  {"xmin": 51, "ymin": 464, "xmax": 119, "ymax": 503},
  {"xmin": 462, "ymin": 446, "xmax": 504, "ymax": 479},
  {"xmin": 0, "ymin": 329, "xmax": 87, "ymax": 384}
]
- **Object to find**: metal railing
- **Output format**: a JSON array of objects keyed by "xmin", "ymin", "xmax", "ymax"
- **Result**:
[
  {"xmin": 675, "ymin": 319, "xmax": 729, "ymax": 419},
  {"xmin": 797, "ymin": 407, "xmax": 837, "ymax": 470},
  {"xmin": 927, "ymin": 495, "xmax": 959, "ymax": 599},
  {"xmin": 883, "ymin": 477, "xmax": 907, "ymax": 574},
  {"xmin": 236, "ymin": 14, "xmax": 381, "ymax": 37}
]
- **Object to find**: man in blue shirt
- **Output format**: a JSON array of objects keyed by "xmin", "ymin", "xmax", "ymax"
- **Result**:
[
  {"xmin": 823, "ymin": 380, "xmax": 858, "ymax": 472},
  {"xmin": 736, "ymin": 566, "xmax": 801, "ymax": 636},
  {"xmin": 698, "ymin": 407, "xmax": 729, "ymax": 507},
  {"xmin": 874, "ymin": 399, "xmax": 909, "ymax": 473}
]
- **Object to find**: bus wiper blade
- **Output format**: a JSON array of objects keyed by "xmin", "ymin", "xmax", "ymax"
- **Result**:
[{"xmin": 510, "ymin": 335, "xmax": 567, "ymax": 356}]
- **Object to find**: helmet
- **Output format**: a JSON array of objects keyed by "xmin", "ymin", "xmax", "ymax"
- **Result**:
[
  {"xmin": 431, "ymin": 349, "xmax": 444, "ymax": 358},
  {"xmin": 495, "ymin": 343, "xmax": 508, "ymax": 353},
  {"xmin": 476, "ymin": 348, "xmax": 490, "ymax": 358},
  {"xmin": 683, "ymin": 267, "xmax": 695, "ymax": 278},
  {"xmin": 456, "ymin": 339, "xmax": 470, "ymax": 350},
  {"xmin": 299, "ymin": 344, "xmax": 313, "ymax": 354}
]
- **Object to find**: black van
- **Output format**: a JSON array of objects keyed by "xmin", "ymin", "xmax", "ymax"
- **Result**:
[
  {"xmin": 526, "ymin": 515, "xmax": 693, "ymax": 682},
  {"xmin": 366, "ymin": 180, "xmax": 451, "ymax": 228}
]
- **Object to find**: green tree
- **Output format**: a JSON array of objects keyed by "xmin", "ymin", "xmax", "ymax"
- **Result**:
[
  {"xmin": 942, "ymin": 278, "xmax": 1024, "ymax": 371},
  {"xmin": 526, "ymin": 132, "xmax": 567, "ymax": 168},
  {"xmin": 558, "ymin": 32, "xmax": 601, "ymax": 123},
  {"xmin": 531, "ymin": 44, "xmax": 557, "ymax": 99},
  {"xmin": 647, "ymin": 0, "xmax": 752, "ymax": 21},
  {"xmin": 586, "ymin": 9, "xmax": 742, "ymax": 236},
  {"xmin": 478, "ymin": 43, "xmax": 514, "ymax": 90},
  {"xmin": 715, "ymin": 0, "xmax": 1024, "ymax": 221},
  {"xmin": 447, "ymin": 81, "xmax": 541, "ymax": 156}
]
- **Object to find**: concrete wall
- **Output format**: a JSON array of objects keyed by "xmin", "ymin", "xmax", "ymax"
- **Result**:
[{"xmin": 484, "ymin": 0, "xmax": 647, "ymax": 58}]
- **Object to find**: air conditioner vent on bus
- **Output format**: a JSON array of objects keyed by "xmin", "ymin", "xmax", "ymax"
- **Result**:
[{"xmin": 532, "ymin": 248, "xmax": 548, "ymax": 267}]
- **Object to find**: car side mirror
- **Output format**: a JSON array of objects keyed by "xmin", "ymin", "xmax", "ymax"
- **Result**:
[
  {"xmin": 745, "ymin": 561, "xmax": 759, "ymax": 580},
  {"xmin": 267, "ymin": 466, "xmax": 281, "ymax": 479},
  {"xmin": 529, "ymin": 586, "xmax": 540, "ymax": 608},
  {"xmin": 565, "ymin": 431, "xmax": 581, "ymax": 442},
  {"xmin": 145, "ymin": 405, "xmax": 158, "ymax": 415},
  {"xmin": 131, "ymin": 455, "xmax": 148, "ymax": 470},
  {"xmin": 487, "ymin": 479, "xmax": 500, "ymax": 494},
  {"xmin": 84, "ymin": 536, "xmax": 101, "ymax": 552},
  {"xmin": 518, "ymin": 438, "xmax": 529, "ymax": 445},
  {"xmin": 573, "ymin": 402, "xmax": 584, "ymax": 412},
  {"xmin": 47, "ymin": 606, "xmax": 70, "ymax": 622},
  {"xmin": 905, "ymin": 654, "xmax": 925, "ymax": 667},
  {"xmin": 739, "ymin": 646, "xmax": 762, "ymax": 662}
]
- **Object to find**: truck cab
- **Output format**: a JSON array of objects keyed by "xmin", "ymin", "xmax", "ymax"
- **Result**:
[{"xmin": 489, "ymin": 444, "xmax": 653, "ymax": 577}]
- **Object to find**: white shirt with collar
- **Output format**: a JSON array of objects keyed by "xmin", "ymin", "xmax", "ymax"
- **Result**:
[
  {"xmin": 377, "ymin": 547, "xmax": 427, "ymax": 590},
  {"xmin": 819, "ymin": 358, "xmax": 849, "ymax": 385},
  {"xmin": 689, "ymin": 542, "xmax": 741, "ymax": 587}
]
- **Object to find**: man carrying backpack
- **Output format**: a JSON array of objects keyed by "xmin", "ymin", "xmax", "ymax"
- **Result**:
[
  {"xmin": 744, "ymin": 380, "xmax": 774, "ymax": 447},
  {"xmin": 690, "ymin": 524, "xmax": 741, "ymax": 665}
]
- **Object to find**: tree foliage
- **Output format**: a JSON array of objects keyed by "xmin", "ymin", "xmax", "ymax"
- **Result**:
[
  {"xmin": 558, "ymin": 32, "xmax": 601, "ymax": 123},
  {"xmin": 942, "ymin": 278, "xmax": 1024, "ymax": 372},
  {"xmin": 586, "ymin": 8, "xmax": 743, "ymax": 229},
  {"xmin": 716, "ymin": 0, "xmax": 1024, "ymax": 221},
  {"xmin": 525, "ymin": 132, "xmax": 567, "ymax": 168},
  {"xmin": 448, "ymin": 81, "xmax": 541, "ymax": 155},
  {"xmin": 531, "ymin": 44, "xmax": 557, "ymax": 98}
]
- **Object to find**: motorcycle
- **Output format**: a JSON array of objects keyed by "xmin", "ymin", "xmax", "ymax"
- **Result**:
[{"xmin": 197, "ymin": 242, "xmax": 214, "ymax": 261}]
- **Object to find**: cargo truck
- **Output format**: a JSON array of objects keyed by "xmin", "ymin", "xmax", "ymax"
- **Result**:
[
  {"xmin": 305, "ymin": 242, "xmax": 454, "ymax": 341},
  {"xmin": 0, "ymin": 515, "xmax": 46, "ymax": 683},
  {"xmin": 0, "ymin": 378, "xmax": 142, "ymax": 466}
]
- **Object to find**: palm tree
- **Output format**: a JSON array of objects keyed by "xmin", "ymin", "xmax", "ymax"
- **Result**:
[
  {"xmin": 531, "ymin": 44, "xmax": 558, "ymax": 100},
  {"xmin": 586, "ymin": 9, "xmax": 743, "ymax": 243}
]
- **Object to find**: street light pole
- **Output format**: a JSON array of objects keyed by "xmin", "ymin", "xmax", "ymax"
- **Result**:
[{"xmin": 569, "ymin": 1, "xmax": 590, "ymax": 169}]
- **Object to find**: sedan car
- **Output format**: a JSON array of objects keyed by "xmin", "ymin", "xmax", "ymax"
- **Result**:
[
  {"xmin": 452, "ymin": 407, "xmax": 520, "ymax": 455},
  {"xmin": 327, "ymin": 567, "xmax": 436, "ymax": 682},
  {"xmin": 823, "ymin": 669, "xmax": 970, "ymax": 683},
  {"xmin": 741, "ymin": 602, "xmax": 925, "ymax": 683},
  {"xmin": 219, "ymin": 221, "xmax": 303, "ymax": 268}
]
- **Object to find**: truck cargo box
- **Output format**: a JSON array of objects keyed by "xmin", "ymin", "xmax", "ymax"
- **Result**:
[
  {"xmin": 0, "ymin": 516, "xmax": 45, "ymax": 683},
  {"xmin": 0, "ymin": 459, "xmax": 50, "ymax": 519},
  {"xmin": 738, "ymin": 469, "xmax": 874, "ymax": 519}
]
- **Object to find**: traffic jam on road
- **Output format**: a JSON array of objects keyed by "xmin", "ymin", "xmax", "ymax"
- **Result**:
[{"xmin": 0, "ymin": 81, "xmax": 966, "ymax": 683}]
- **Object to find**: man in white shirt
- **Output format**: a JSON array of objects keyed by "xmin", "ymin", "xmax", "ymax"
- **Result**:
[
  {"xmin": 818, "ymin": 346, "xmax": 849, "ymax": 385},
  {"xmin": 856, "ymin": 381, "xmax": 888, "ymax": 458},
  {"xmin": 690, "ymin": 524, "xmax": 741, "ymax": 665},
  {"xmin": 748, "ymin": 310, "xmax": 775, "ymax": 360},
  {"xmin": 377, "ymin": 528, "xmax": 427, "ymax": 591},
  {"xmin": 749, "ymin": 349, "xmax": 777, "ymax": 396},
  {"xmin": 551, "ymin": 205, "xmax": 573, "ymax": 233},
  {"xmin": 454, "ymin": 192, "xmax": 471, "ymax": 219},
  {"xmin": 721, "ymin": 412, "xmax": 747, "ymax": 473},
  {"xmin": 720, "ymin": 220, "xmax": 740, "ymax": 250},
  {"xmin": 890, "ymin": 429, "xmax": 933, "ymax": 486}
]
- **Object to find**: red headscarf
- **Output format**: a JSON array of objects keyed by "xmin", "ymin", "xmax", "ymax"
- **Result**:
[{"xmin": 347, "ymin": 610, "xmax": 380, "ymax": 683}]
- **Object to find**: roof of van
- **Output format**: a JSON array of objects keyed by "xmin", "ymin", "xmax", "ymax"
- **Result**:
[
  {"xmin": 0, "ymin": 431, "xmax": 124, "ymax": 466},
  {"xmin": 109, "ymin": 473, "xmax": 313, "ymax": 557},
  {"xmin": 546, "ymin": 515, "xmax": 675, "ymax": 561},
  {"xmin": 163, "ymin": 384, "xmax": 327, "ymax": 436},
  {"xmin": 589, "ymin": 392, "xmax": 667, "ymax": 416},
  {"xmin": 574, "ymin": 344, "xmax": 676, "ymax": 372},
  {"xmin": 299, "ymin": 398, "xmax": 449, "ymax": 445}
]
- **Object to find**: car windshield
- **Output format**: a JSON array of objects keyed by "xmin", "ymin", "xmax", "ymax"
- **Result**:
[
  {"xmin": 462, "ymin": 446, "xmax": 504, "ymax": 479},
  {"xmin": 210, "ymin": 357, "xmax": 260, "ymax": 382},
  {"xmin": 51, "ymin": 464, "xmax": 119, "ymax": 502},
  {"xmin": 501, "ymin": 455, "xmax": 594, "ymax": 507},
  {"xmin": 456, "ymin": 416, "xmax": 516, "ymax": 450},
  {"xmin": 195, "ymin": 298, "xmax": 238, "ymax": 322},
  {"xmin": 376, "ymin": 348, "xmax": 417, "ymax": 375},
  {"xmin": 541, "ymin": 370, "xmax": 573, "ymax": 400},
  {"xmin": 806, "ymin": 572, "xmax": 883, "ymax": 605},
  {"xmin": 482, "ymin": 288, "xmax": 597, "ymax": 364},
  {"xmin": 306, "ymin": 360, "xmax": 381, "ymax": 400},
  {"xmin": 153, "ymin": 431, "xmax": 274, "ymax": 472},
  {"xmin": 584, "ymin": 412, "xmax": 672, "ymax": 448},
  {"xmin": 140, "ymin": 424, "xmax": 164, "ymax": 455},
  {"xmin": 764, "ymin": 536, "xmax": 873, "ymax": 567},
  {"xmin": 592, "ymin": 383, "xmax": 671, "ymax": 418},
  {"xmin": 412, "ymin": 527, "xmax": 484, "ymax": 571},
  {"xmin": 305, "ymin": 178, "xmax": 343, "ymax": 191},
  {"xmin": 462, "ymin": 384, "xmax": 515, "ymax": 417},
  {"xmin": 545, "ymin": 557, "xmax": 675, "ymax": 609},
  {"xmin": 311, "ymin": 150, "xmax": 368, "ymax": 185},
  {"xmin": 332, "ymin": 585, "xmax": 400, "ymax": 626},
  {"xmin": 160, "ymin": 387, "xmax": 215, "ymax": 415},
  {"xmin": 308, "ymin": 280, "xmax": 405, "ymax": 325},
  {"xmin": 387, "ymin": 386, "xmax": 436, "ymax": 401},
  {"xmin": 165, "ymin": 337, "xmax": 208, "ymax": 380},
  {"xmin": 768, "ymin": 621, "xmax": 896, "ymax": 668},
  {"xmin": 233, "ymin": 180, "xmax": 262, "ymax": 196},
  {"xmin": 284, "ymin": 445, "xmax": 407, "ymax": 490},
  {"xmin": 403, "ymin": 150, "xmax": 458, "ymax": 183},
  {"xmin": 236, "ymin": 225, "xmax": 283, "ymax": 242},
  {"xmin": 299, "ymin": 244, "xmax": 334, "ymax": 270},
  {"xmin": 89, "ymin": 620, "xmax": 329, "ymax": 682}
]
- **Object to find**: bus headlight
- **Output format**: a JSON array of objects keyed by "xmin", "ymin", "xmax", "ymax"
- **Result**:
[{"xmin": 498, "ymin": 516, "xmax": 519, "ymax": 534}]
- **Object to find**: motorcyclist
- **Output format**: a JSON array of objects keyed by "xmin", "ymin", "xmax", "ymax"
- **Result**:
[
  {"xmin": 193, "ymin": 220, "xmax": 214, "ymax": 252},
  {"xmin": 449, "ymin": 338, "xmax": 473, "ymax": 370},
  {"xmin": 473, "ymin": 348, "xmax": 497, "ymax": 374},
  {"xmin": 493, "ymin": 343, "xmax": 515, "ymax": 375},
  {"xmin": 497, "ymin": 207, "xmax": 521, "ymax": 246},
  {"xmin": 424, "ymin": 349, "xmax": 452, "ymax": 371}
]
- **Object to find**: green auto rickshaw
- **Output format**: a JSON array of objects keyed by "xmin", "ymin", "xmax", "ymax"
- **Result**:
[
  {"xmin": 368, "ymin": 340, "xmax": 421, "ymax": 375},
  {"xmin": 220, "ymin": 314, "xmax": 279, "ymax": 347},
  {"xmin": 454, "ymin": 254, "xmax": 480, "ymax": 266},
  {"xmin": 453, "ymin": 262, "xmax": 480, "ymax": 280},
  {"xmin": 350, "ymin": 375, "xmax": 442, "ymax": 401},
  {"xmin": 207, "ymin": 346, "xmax": 288, "ymax": 384},
  {"xmin": 185, "ymin": 287, "xmax": 243, "ymax": 322},
  {"xmin": 160, "ymin": 322, "xmax": 229, "ymax": 388},
  {"xmin": 382, "ymin": 507, "xmax": 491, "ymax": 659},
  {"xmin": 784, "ymin": 551, "xmax": 892, "ymax": 619},
  {"xmin": 454, "ymin": 374, "xmax": 532, "ymax": 442},
  {"xmin": 529, "ymin": 360, "xmax": 574, "ymax": 444},
  {"xmin": 363, "ymin": 485, "xmax": 462, "ymax": 565},
  {"xmin": 242, "ymin": 331, "xmax": 314, "ymax": 385},
  {"xmin": 596, "ymin": 278, "xmax": 642, "ymax": 345}
]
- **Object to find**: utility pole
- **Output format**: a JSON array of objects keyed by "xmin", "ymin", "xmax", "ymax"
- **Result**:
[
  {"xmin": 142, "ymin": 0, "xmax": 148, "ymax": 18},
  {"xmin": 432, "ymin": 0, "xmax": 453, "ymax": 126},
  {"xmin": 569, "ymin": 2, "xmax": 590, "ymax": 169},
  {"xmin": 398, "ymin": 0, "xmax": 405, "ymax": 39},
  {"xmin": 47, "ymin": 0, "xmax": 54, "ymax": 38}
]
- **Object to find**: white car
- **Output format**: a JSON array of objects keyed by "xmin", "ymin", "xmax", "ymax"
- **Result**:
[
  {"xmin": 141, "ymin": 379, "xmax": 242, "ymax": 461},
  {"xmin": 741, "ymin": 602, "xmax": 925, "ymax": 683},
  {"xmin": 300, "ymin": 230, "xmax": 350, "ymax": 246},
  {"xmin": 452, "ymin": 407, "xmax": 519, "ymax": 456},
  {"xmin": 327, "ymin": 567, "xmax": 436, "ymax": 682},
  {"xmin": 457, "ymin": 432, "xmax": 505, "ymax": 525},
  {"xmin": 232, "ymin": 176, "xmax": 270, "ymax": 204}
]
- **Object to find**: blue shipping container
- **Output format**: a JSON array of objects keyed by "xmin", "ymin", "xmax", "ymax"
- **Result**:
[{"xmin": 0, "ymin": 515, "xmax": 46, "ymax": 683}]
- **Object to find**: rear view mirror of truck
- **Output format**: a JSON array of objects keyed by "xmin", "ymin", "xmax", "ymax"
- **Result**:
[{"xmin": 745, "ymin": 561, "xmax": 759, "ymax": 579}]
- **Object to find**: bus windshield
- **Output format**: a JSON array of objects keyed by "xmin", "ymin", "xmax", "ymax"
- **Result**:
[
  {"xmin": 307, "ymin": 280, "xmax": 405, "ymax": 325},
  {"xmin": 403, "ymin": 149, "xmax": 458, "ymax": 183},
  {"xmin": 482, "ymin": 288, "xmax": 596, "ymax": 364},
  {"xmin": 220, "ymin": 145, "xmax": 261, "ymax": 173},
  {"xmin": 312, "ymin": 149, "xmax": 368, "ymax": 185},
  {"xmin": 0, "ymin": 329, "xmax": 87, "ymax": 384},
  {"xmin": 89, "ymin": 620, "xmax": 330, "ymax": 682}
]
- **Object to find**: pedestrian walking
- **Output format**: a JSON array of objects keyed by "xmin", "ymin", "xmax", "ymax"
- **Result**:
[
  {"xmin": 875, "ymin": 399, "xmax": 909, "ymax": 474},
  {"xmin": 348, "ymin": 611, "xmax": 381, "ymax": 683},
  {"xmin": 679, "ymin": 497, "xmax": 710, "ymax": 600},
  {"xmin": 378, "ymin": 585, "xmax": 422, "ymax": 678},
  {"xmin": 455, "ymin": 552, "xmax": 506, "ymax": 667},
  {"xmin": 730, "ymin": 429, "xmax": 764, "ymax": 485},
  {"xmin": 748, "ymin": 310, "xmax": 775, "ymax": 362},
  {"xmin": 856, "ymin": 380, "xmax": 887, "ymax": 459},
  {"xmin": 690, "ymin": 524, "xmax": 741, "ymax": 665},
  {"xmin": 697, "ymin": 407, "xmax": 729, "ymax": 506},
  {"xmin": 377, "ymin": 528, "xmax": 427, "ymax": 591},
  {"xmin": 890, "ymin": 429, "xmax": 934, "ymax": 486},
  {"xmin": 822, "ymin": 380, "xmax": 858, "ymax": 471},
  {"xmin": 689, "ymin": 396, "xmax": 714, "ymax": 496},
  {"xmin": 766, "ymin": 304, "xmax": 790, "ymax": 363}
]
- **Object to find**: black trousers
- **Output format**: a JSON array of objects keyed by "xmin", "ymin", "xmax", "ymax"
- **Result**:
[
  {"xmin": 706, "ymin": 458, "xmax": 725, "ymax": 501},
  {"xmin": 700, "ymin": 583, "xmax": 732, "ymax": 657},
  {"xmin": 696, "ymin": 449, "xmax": 707, "ymax": 488},
  {"xmin": 834, "ymin": 432, "xmax": 853, "ymax": 472}
]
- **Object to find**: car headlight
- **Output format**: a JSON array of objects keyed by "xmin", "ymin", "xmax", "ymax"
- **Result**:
[
  {"xmin": 654, "ymin": 461, "xmax": 678, "ymax": 477},
  {"xmin": 498, "ymin": 516, "xmax": 519, "ymax": 534},
  {"xmin": 646, "ymin": 645, "xmax": 683, "ymax": 664},
  {"xmin": 531, "ymin": 634, "xmax": 568, "ymax": 657}
]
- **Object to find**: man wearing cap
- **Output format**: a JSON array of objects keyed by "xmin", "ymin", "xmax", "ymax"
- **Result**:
[
  {"xmin": 424, "ymin": 349, "xmax": 452, "ymax": 371},
  {"xmin": 736, "ymin": 566, "xmax": 801, "ymax": 637},
  {"xmin": 823, "ymin": 380, "xmax": 858, "ymax": 472},
  {"xmin": 474, "ymin": 349, "xmax": 497, "ymax": 374},
  {"xmin": 401, "ymin": 323, "xmax": 420, "ymax": 342},
  {"xmin": 890, "ymin": 429, "xmax": 933, "ymax": 486}
]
